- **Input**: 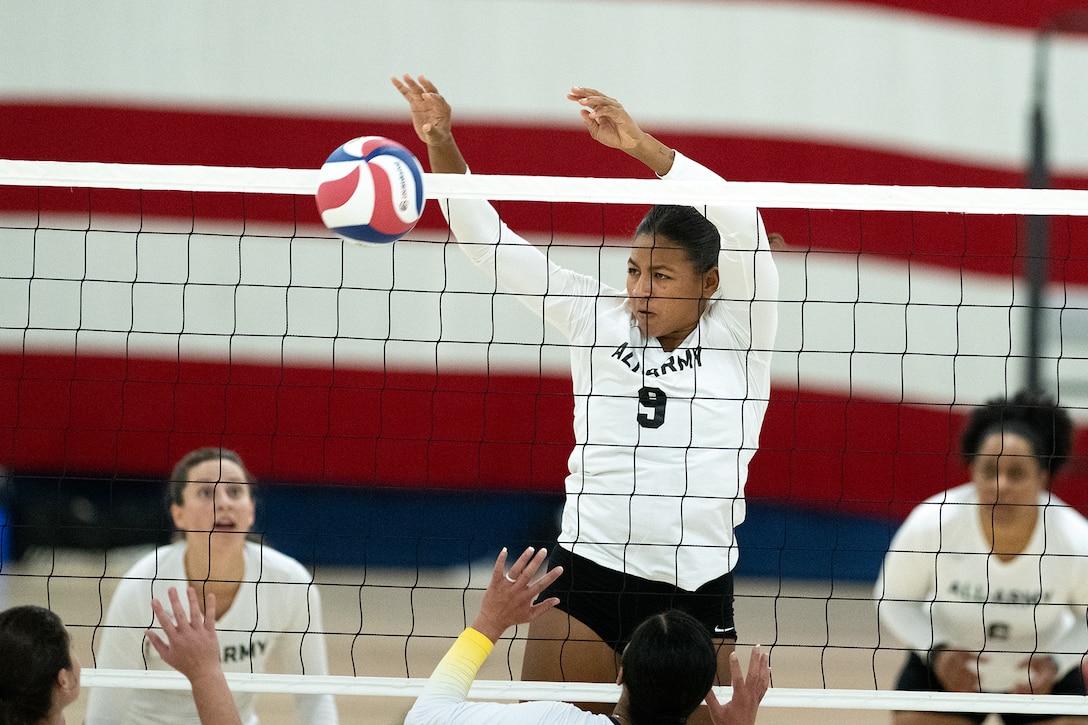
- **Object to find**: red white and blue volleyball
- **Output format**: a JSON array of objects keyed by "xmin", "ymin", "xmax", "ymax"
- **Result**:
[{"xmin": 315, "ymin": 136, "xmax": 425, "ymax": 245}]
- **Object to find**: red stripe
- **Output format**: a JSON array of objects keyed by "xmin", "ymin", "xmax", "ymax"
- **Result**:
[
  {"xmin": 784, "ymin": 0, "xmax": 1088, "ymax": 31},
  {"xmin": 3, "ymin": 352, "xmax": 1086, "ymax": 518},
  {"xmin": 669, "ymin": 0, "xmax": 1088, "ymax": 31},
  {"xmin": 8, "ymin": 102, "xmax": 1084, "ymax": 188}
]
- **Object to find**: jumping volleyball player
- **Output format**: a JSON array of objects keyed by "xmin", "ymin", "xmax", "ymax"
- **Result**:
[{"xmin": 393, "ymin": 75, "xmax": 779, "ymax": 720}]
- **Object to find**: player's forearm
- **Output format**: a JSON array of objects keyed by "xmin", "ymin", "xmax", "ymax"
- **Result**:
[
  {"xmin": 427, "ymin": 136, "xmax": 468, "ymax": 175},
  {"xmin": 405, "ymin": 628, "xmax": 494, "ymax": 725},
  {"xmin": 188, "ymin": 671, "xmax": 244, "ymax": 725},
  {"xmin": 625, "ymin": 132, "xmax": 675, "ymax": 176}
]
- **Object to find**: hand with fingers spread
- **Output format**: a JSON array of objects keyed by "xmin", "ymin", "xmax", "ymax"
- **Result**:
[
  {"xmin": 568, "ymin": 86, "xmax": 675, "ymax": 175},
  {"xmin": 392, "ymin": 74, "xmax": 453, "ymax": 147},
  {"xmin": 567, "ymin": 87, "xmax": 646, "ymax": 151},
  {"xmin": 391, "ymin": 74, "xmax": 467, "ymax": 174},
  {"xmin": 148, "ymin": 587, "xmax": 242, "ymax": 725},
  {"xmin": 470, "ymin": 547, "xmax": 564, "ymax": 643},
  {"xmin": 704, "ymin": 645, "xmax": 771, "ymax": 725}
]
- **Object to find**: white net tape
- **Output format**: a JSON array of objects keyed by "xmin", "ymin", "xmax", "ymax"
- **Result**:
[
  {"xmin": 4, "ymin": 158, "xmax": 1088, "ymax": 213},
  {"xmin": 79, "ymin": 669, "xmax": 1088, "ymax": 715}
]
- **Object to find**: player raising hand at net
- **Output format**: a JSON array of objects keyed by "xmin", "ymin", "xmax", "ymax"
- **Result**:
[
  {"xmin": 393, "ymin": 74, "xmax": 779, "ymax": 721},
  {"xmin": 405, "ymin": 547, "xmax": 771, "ymax": 725}
]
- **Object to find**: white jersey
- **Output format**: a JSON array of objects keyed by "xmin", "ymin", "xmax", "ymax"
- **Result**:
[
  {"xmin": 875, "ymin": 483, "xmax": 1088, "ymax": 693},
  {"xmin": 442, "ymin": 152, "xmax": 779, "ymax": 589},
  {"xmin": 85, "ymin": 541, "xmax": 338, "ymax": 725}
]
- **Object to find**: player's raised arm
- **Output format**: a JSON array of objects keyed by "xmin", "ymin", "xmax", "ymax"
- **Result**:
[
  {"xmin": 148, "ymin": 587, "xmax": 243, "ymax": 725},
  {"xmin": 471, "ymin": 546, "xmax": 563, "ymax": 643},
  {"xmin": 392, "ymin": 74, "xmax": 467, "ymax": 175},
  {"xmin": 568, "ymin": 87, "xmax": 675, "ymax": 176},
  {"xmin": 705, "ymin": 646, "xmax": 771, "ymax": 725}
]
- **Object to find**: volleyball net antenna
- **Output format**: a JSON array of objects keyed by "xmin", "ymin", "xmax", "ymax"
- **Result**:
[{"xmin": 3, "ymin": 158, "xmax": 1088, "ymax": 719}]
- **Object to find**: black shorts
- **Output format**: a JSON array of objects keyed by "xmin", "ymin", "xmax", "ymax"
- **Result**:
[
  {"xmin": 540, "ymin": 545, "xmax": 736, "ymax": 654},
  {"xmin": 895, "ymin": 652, "xmax": 1088, "ymax": 725}
]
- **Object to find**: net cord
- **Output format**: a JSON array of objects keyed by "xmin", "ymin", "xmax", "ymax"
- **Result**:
[
  {"xmin": 4, "ymin": 159, "xmax": 1088, "ymax": 214},
  {"xmin": 79, "ymin": 669, "xmax": 1088, "ymax": 714}
]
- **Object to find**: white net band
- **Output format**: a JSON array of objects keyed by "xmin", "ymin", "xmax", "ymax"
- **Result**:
[
  {"xmin": 79, "ymin": 669, "xmax": 1088, "ymax": 715},
  {"xmin": 4, "ymin": 158, "xmax": 1088, "ymax": 214}
]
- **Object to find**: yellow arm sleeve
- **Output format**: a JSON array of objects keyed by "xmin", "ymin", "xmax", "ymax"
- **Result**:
[{"xmin": 424, "ymin": 628, "xmax": 495, "ymax": 700}]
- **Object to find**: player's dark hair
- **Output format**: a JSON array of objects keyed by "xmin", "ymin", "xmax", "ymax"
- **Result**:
[
  {"xmin": 622, "ymin": 609, "xmax": 717, "ymax": 725},
  {"xmin": 0, "ymin": 606, "xmax": 72, "ymax": 725},
  {"xmin": 960, "ymin": 390, "xmax": 1073, "ymax": 478},
  {"xmin": 635, "ymin": 205, "xmax": 720, "ymax": 274},
  {"xmin": 167, "ymin": 446, "xmax": 256, "ymax": 507}
]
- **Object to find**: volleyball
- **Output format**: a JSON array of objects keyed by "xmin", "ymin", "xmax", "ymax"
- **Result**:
[{"xmin": 315, "ymin": 136, "xmax": 425, "ymax": 245}]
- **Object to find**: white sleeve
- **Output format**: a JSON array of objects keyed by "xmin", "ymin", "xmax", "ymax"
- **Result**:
[
  {"xmin": 661, "ymin": 152, "xmax": 779, "ymax": 354},
  {"xmin": 440, "ymin": 189, "xmax": 603, "ymax": 338},
  {"xmin": 440, "ymin": 190, "xmax": 560, "ymax": 299},
  {"xmin": 404, "ymin": 627, "xmax": 492, "ymax": 725},
  {"xmin": 1052, "ymin": 510, "xmax": 1088, "ymax": 674},
  {"xmin": 873, "ymin": 504, "xmax": 943, "ymax": 655},
  {"xmin": 84, "ymin": 576, "xmax": 153, "ymax": 725}
]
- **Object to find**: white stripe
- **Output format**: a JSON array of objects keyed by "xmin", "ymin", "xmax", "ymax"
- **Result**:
[
  {"xmin": 2, "ymin": 1, "xmax": 1087, "ymax": 173},
  {"xmin": 4, "ymin": 221, "xmax": 1085, "ymax": 413}
]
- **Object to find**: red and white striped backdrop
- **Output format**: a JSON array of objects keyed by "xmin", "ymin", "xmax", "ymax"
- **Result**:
[{"xmin": 3, "ymin": 0, "xmax": 1088, "ymax": 517}]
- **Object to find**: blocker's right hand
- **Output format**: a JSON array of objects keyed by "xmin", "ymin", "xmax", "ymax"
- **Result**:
[{"xmin": 392, "ymin": 74, "xmax": 454, "ymax": 148}]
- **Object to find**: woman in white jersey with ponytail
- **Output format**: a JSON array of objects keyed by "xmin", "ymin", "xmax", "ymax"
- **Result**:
[
  {"xmin": 86, "ymin": 448, "xmax": 337, "ymax": 725},
  {"xmin": 875, "ymin": 390, "xmax": 1088, "ymax": 725},
  {"xmin": 393, "ymin": 74, "xmax": 779, "ymax": 720}
]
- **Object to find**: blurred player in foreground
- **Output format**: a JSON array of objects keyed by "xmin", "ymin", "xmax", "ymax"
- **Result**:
[{"xmin": 404, "ymin": 546, "xmax": 770, "ymax": 725}]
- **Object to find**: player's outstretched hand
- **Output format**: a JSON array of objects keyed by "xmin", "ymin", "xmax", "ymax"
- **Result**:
[
  {"xmin": 148, "ymin": 586, "xmax": 243, "ymax": 725},
  {"xmin": 705, "ymin": 645, "xmax": 770, "ymax": 725},
  {"xmin": 147, "ymin": 586, "xmax": 222, "ymax": 680},
  {"xmin": 569, "ymin": 87, "xmax": 675, "ymax": 176},
  {"xmin": 568, "ymin": 87, "xmax": 645, "ymax": 152},
  {"xmin": 470, "ymin": 547, "xmax": 564, "ymax": 644},
  {"xmin": 392, "ymin": 74, "xmax": 454, "ymax": 148}
]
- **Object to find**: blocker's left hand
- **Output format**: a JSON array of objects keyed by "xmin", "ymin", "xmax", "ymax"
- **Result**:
[{"xmin": 568, "ymin": 87, "xmax": 646, "ymax": 151}]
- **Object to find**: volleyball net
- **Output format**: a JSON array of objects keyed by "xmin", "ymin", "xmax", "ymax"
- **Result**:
[{"xmin": 3, "ymin": 159, "xmax": 1088, "ymax": 719}]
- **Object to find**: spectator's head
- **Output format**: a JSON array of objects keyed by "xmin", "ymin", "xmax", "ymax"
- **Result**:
[
  {"xmin": 0, "ymin": 605, "xmax": 80, "ymax": 725},
  {"xmin": 621, "ymin": 609, "xmax": 717, "ymax": 725}
]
